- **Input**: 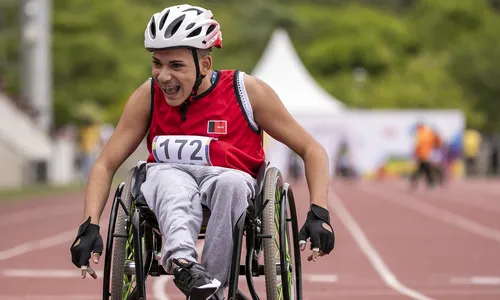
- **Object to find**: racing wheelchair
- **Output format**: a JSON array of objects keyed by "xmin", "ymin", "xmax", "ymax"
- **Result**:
[{"xmin": 102, "ymin": 161, "xmax": 303, "ymax": 300}]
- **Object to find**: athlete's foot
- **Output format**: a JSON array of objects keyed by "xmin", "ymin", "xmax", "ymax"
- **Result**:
[{"xmin": 172, "ymin": 258, "xmax": 221, "ymax": 300}]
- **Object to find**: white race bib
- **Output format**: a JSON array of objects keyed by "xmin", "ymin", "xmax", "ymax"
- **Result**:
[{"xmin": 152, "ymin": 135, "xmax": 214, "ymax": 166}]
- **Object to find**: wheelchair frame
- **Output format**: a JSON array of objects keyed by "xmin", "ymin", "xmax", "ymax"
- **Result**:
[{"xmin": 102, "ymin": 162, "xmax": 302, "ymax": 300}]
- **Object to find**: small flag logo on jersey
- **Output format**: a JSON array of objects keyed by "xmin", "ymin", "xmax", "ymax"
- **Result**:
[{"xmin": 207, "ymin": 120, "xmax": 227, "ymax": 134}]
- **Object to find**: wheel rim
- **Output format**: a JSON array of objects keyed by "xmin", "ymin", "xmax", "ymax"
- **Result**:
[
  {"xmin": 286, "ymin": 185, "xmax": 302, "ymax": 300},
  {"xmin": 122, "ymin": 219, "xmax": 136, "ymax": 299},
  {"xmin": 274, "ymin": 187, "xmax": 294, "ymax": 300}
]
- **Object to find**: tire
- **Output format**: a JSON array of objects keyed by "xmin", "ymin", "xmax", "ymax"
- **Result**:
[
  {"xmin": 281, "ymin": 184, "xmax": 302, "ymax": 300},
  {"xmin": 262, "ymin": 167, "xmax": 283, "ymax": 300},
  {"xmin": 110, "ymin": 168, "xmax": 134, "ymax": 300}
]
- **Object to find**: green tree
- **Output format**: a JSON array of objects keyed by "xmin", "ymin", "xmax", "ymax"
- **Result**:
[
  {"xmin": 52, "ymin": 0, "xmax": 155, "ymax": 126},
  {"xmin": 293, "ymin": 3, "xmax": 416, "ymax": 78},
  {"xmin": 408, "ymin": 0, "xmax": 488, "ymax": 52},
  {"xmin": 448, "ymin": 16, "xmax": 500, "ymax": 132},
  {"xmin": 0, "ymin": 0, "xmax": 21, "ymax": 95},
  {"xmin": 407, "ymin": 0, "xmax": 500, "ymax": 131}
]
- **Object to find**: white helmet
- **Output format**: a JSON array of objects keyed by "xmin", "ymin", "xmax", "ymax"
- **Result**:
[{"xmin": 144, "ymin": 4, "xmax": 223, "ymax": 51}]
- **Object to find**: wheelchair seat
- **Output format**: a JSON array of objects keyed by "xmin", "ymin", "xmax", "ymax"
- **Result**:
[
  {"xmin": 102, "ymin": 160, "xmax": 302, "ymax": 300},
  {"xmin": 127, "ymin": 160, "xmax": 268, "ymax": 235}
]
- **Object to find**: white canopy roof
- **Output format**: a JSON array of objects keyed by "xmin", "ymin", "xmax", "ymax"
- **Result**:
[
  {"xmin": 252, "ymin": 28, "xmax": 345, "ymax": 118},
  {"xmin": 0, "ymin": 93, "xmax": 51, "ymax": 160}
]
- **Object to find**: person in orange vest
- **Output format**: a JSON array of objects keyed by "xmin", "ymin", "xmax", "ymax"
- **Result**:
[
  {"xmin": 429, "ymin": 127, "xmax": 447, "ymax": 186},
  {"xmin": 409, "ymin": 123, "xmax": 436, "ymax": 190}
]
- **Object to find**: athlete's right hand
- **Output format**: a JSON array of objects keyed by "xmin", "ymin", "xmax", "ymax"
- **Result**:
[
  {"xmin": 70, "ymin": 216, "xmax": 103, "ymax": 279},
  {"xmin": 298, "ymin": 204, "xmax": 335, "ymax": 262}
]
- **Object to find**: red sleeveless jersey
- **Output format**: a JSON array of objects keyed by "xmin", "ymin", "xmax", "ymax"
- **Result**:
[{"xmin": 146, "ymin": 69, "xmax": 265, "ymax": 178}]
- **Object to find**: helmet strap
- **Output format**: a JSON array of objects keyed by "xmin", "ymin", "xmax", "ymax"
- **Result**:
[
  {"xmin": 180, "ymin": 48, "xmax": 206, "ymax": 122},
  {"xmin": 191, "ymin": 48, "xmax": 204, "ymax": 99}
]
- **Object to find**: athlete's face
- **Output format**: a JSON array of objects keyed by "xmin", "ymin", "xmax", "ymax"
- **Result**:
[{"xmin": 152, "ymin": 48, "xmax": 210, "ymax": 107}]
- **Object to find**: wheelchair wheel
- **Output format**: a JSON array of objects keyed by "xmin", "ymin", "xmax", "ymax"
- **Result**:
[
  {"xmin": 262, "ymin": 167, "xmax": 300, "ymax": 300},
  {"xmin": 282, "ymin": 183, "xmax": 303, "ymax": 300},
  {"xmin": 104, "ymin": 168, "xmax": 137, "ymax": 299}
]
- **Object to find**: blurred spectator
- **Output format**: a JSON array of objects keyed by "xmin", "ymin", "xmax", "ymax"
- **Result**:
[
  {"xmin": 99, "ymin": 123, "xmax": 115, "ymax": 148},
  {"xmin": 79, "ymin": 117, "xmax": 101, "ymax": 183},
  {"xmin": 335, "ymin": 141, "xmax": 355, "ymax": 179},
  {"xmin": 287, "ymin": 151, "xmax": 303, "ymax": 181},
  {"xmin": 429, "ymin": 127, "xmax": 446, "ymax": 186},
  {"xmin": 463, "ymin": 128, "xmax": 481, "ymax": 176},
  {"xmin": 489, "ymin": 134, "xmax": 500, "ymax": 176},
  {"xmin": 409, "ymin": 123, "xmax": 435, "ymax": 190}
]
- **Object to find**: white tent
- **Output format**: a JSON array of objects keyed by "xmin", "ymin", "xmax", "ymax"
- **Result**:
[
  {"xmin": 252, "ymin": 28, "xmax": 345, "ymax": 117},
  {"xmin": 252, "ymin": 28, "xmax": 347, "ymax": 178}
]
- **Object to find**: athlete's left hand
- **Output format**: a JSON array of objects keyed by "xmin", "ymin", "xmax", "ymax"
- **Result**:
[
  {"xmin": 298, "ymin": 204, "xmax": 335, "ymax": 262},
  {"xmin": 70, "ymin": 217, "xmax": 103, "ymax": 279}
]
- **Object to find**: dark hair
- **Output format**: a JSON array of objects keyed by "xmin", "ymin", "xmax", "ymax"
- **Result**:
[{"xmin": 196, "ymin": 48, "xmax": 211, "ymax": 58}]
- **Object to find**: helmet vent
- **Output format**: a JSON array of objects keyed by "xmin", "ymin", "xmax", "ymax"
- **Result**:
[
  {"xmin": 149, "ymin": 17, "xmax": 156, "ymax": 39},
  {"xmin": 187, "ymin": 27, "xmax": 202, "ymax": 38},
  {"xmin": 207, "ymin": 24, "xmax": 216, "ymax": 35},
  {"xmin": 183, "ymin": 7, "xmax": 203, "ymax": 15},
  {"xmin": 159, "ymin": 10, "xmax": 169, "ymax": 30},
  {"xmin": 186, "ymin": 22, "xmax": 195, "ymax": 30},
  {"xmin": 164, "ymin": 15, "xmax": 185, "ymax": 39}
]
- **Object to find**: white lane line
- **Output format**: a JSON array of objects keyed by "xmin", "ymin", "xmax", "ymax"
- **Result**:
[
  {"xmin": 304, "ymin": 274, "xmax": 338, "ymax": 283},
  {"xmin": 0, "ymin": 230, "xmax": 76, "ymax": 261},
  {"xmin": 153, "ymin": 275, "xmax": 169, "ymax": 300},
  {"xmin": 363, "ymin": 185, "xmax": 500, "ymax": 243},
  {"xmin": 0, "ymin": 296, "xmax": 100, "ymax": 300},
  {"xmin": 331, "ymin": 191, "xmax": 435, "ymax": 300},
  {"xmin": 450, "ymin": 276, "xmax": 500, "ymax": 285},
  {"xmin": 390, "ymin": 184, "xmax": 500, "ymax": 214},
  {"xmin": 0, "ymin": 268, "xmax": 104, "ymax": 278},
  {"xmin": 0, "ymin": 219, "xmax": 108, "ymax": 261},
  {"xmin": 0, "ymin": 267, "xmax": 338, "ymax": 283}
]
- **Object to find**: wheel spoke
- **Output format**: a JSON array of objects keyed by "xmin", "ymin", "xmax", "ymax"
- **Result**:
[{"xmin": 122, "ymin": 204, "xmax": 136, "ymax": 299}]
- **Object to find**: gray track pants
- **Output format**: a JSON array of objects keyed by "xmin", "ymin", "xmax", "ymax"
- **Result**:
[{"xmin": 140, "ymin": 163, "xmax": 257, "ymax": 290}]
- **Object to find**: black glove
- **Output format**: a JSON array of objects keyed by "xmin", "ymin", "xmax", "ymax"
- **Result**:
[
  {"xmin": 70, "ymin": 217, "xmax": 103, "ymax": 268},
  {"xmin": 298, "ymin": 204, "xmax": 335, "ymax": 255}
]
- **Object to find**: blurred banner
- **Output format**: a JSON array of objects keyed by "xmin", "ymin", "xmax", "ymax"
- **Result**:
[
  {"xmin": 265, "ymin": 117, "xmax": 347, "ymax": 179},
  {"xmin": 342, "ymin": 109, "xmax": 465, "ymax": 179}
]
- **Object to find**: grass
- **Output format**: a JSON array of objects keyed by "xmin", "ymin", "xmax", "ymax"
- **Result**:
[
  {"xmin": 0, "ymin": 176, "xmax": 128, "ymax": 204},
  {"xmin": 0, "ymin": 182, "xmax": 86, "ymax": 204}
]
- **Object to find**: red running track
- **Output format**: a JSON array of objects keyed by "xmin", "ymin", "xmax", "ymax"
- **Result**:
[{"xmin": 0, "ymin": 177, "xmax": 499, "ymax": 299}]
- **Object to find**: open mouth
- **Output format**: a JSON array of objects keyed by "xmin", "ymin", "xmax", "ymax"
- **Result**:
[{"xmin": 162, "ymin": 85, "xmax": 180, "ymax": 97}]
